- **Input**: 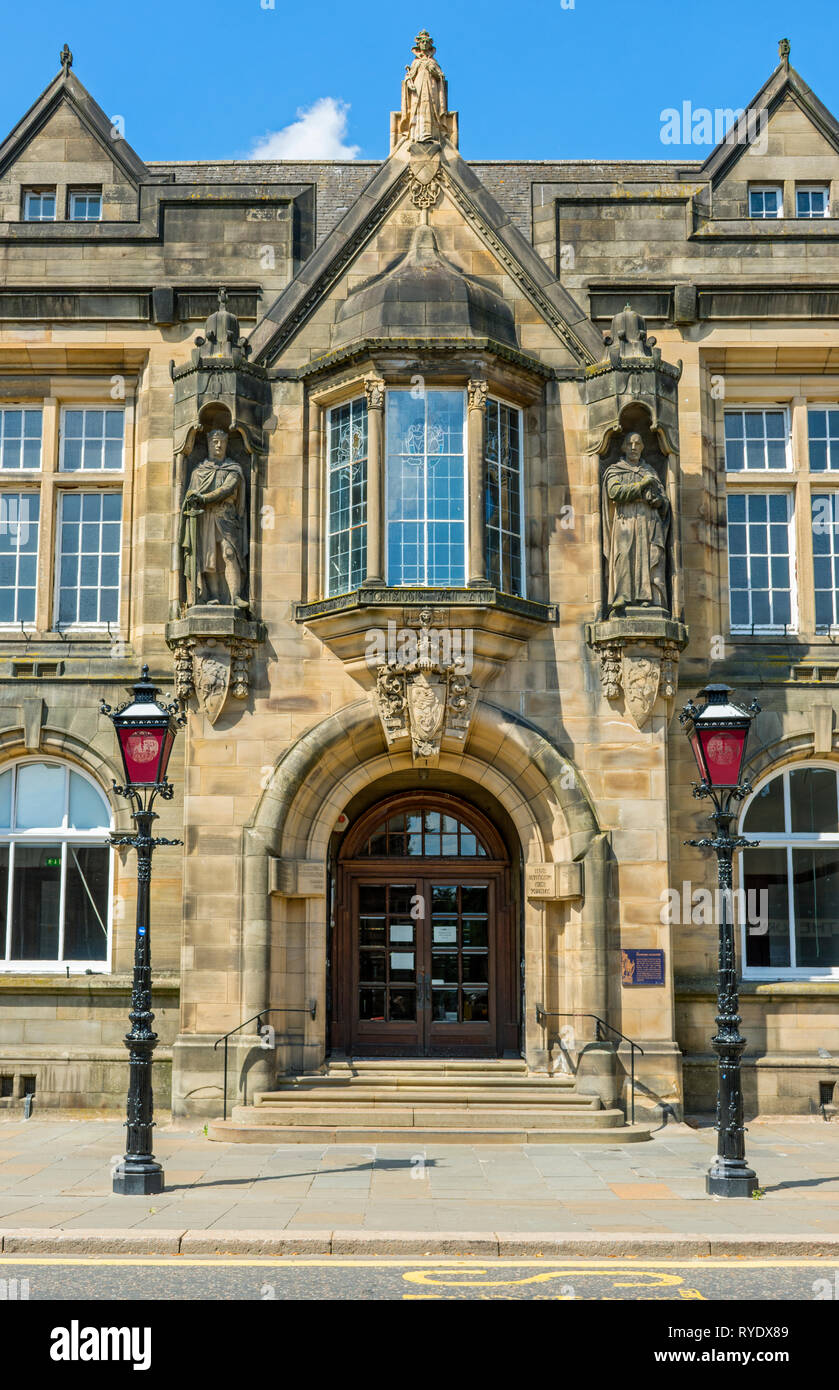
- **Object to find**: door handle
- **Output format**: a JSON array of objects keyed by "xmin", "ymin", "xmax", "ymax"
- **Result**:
[{"xmin": 417, "ymin": 971, "xmax": 428, "ymax": 1008}]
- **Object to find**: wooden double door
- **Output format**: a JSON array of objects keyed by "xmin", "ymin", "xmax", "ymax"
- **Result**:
[{"xmin": 332, "ymin": 795, "xmax": 517, "ymax": 1058}]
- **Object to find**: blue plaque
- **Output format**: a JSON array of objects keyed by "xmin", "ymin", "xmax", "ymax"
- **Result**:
[{"xmin": 621, "ymin": 948, "xmax": 665, "ymax": 986}]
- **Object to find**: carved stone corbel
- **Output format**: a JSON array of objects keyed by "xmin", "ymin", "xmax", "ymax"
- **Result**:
[
  {"xmin": 372, "ymin": 610, "xmax": 478, "ymax": 764},
  {"xmin": 588, "ymin": 622, "xmax": 687, "ymax": 729}
]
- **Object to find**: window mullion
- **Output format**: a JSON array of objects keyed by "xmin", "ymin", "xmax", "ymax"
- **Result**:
[
  {"xmin": 4, "ymin": 839, "xmax": 13, "ymax": 960},
  {"xmin": 57, "ymin": 841, "xmax": 68, "ymax": 962},
  {"xmin": 786, "ymin": 842, "xmax": 797, "ymax": 971}
]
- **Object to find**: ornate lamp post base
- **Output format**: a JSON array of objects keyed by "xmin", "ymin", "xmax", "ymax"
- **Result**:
[
  {"xmin": 113, "ymin": 1159, "xmax": 165, "ymax": 1196},
  {"xmin": 707, "ymin": 1159, "xmax": 758, "ymax": 1199}
]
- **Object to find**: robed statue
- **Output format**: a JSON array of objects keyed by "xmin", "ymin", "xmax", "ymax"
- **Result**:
[
  {"xmin": 402, "ymin": 30, "xmax": 448, "ymax": 142},
  {"xmin": 180, "ymin": 427, "xmax": 248, "ymax": 609},
  {"xmin": 602, "ymin": 431, "xmax": 671, "ymax": 615}
]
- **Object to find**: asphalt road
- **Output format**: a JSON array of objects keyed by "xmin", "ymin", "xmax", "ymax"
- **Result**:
[{"xmin": 1, "ymin": 1256, "xmax": 835, "ymax": 1301}]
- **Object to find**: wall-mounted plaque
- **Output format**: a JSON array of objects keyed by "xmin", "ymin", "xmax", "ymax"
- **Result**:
[
  {"xmin": 621, "ymin": 948, "xmax": 665, "ymax": 986},
  {"xmin": 525, "ymin": 862, "xmax": 584, "ymax": 901}
]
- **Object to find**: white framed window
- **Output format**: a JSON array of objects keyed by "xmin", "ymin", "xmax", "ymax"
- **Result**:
[
  {"xmin": 0, "ymin": 760, "xmax": 112, "ymax": 972},
  {"xmin": 749, "ymin": 185, "xmax": 783, "ymax": 219},
  {"xmin": 0, "ymin": 408, "xmax": 42, "ymax": 470},
  {"xmin": 724, "ymin": 408, "xmax": 790, "ymax": 471},
  {"xmin": 0, "ymin": 493, "xmax": 39, "ymax": 625},
  {"xmin": 726, "ymin": 491, "xmax": 795, "ymax": 632},
  {"xmin": 326, "ymin": 396, "xmax": 367, "ymax": 596},
  {"xmin": 386, "ymin": 388, "xmax": 467, "ymax": 587},
  {"xmin": 55, "ymin": 491, "xmax": 121, "ymax": 627},
  {"xmin": 68, "ymin": 190, "xmax": 102, "ymax": 222},
  {"xmin": 807, "ymin": 407, "xmax": 839, "ymax": 471},
  {"xmin": 60, "ymin": 408, "xmax": 124, "ymax": 472},
  {"xmin": 22, "ymin": 189, "xmax": 55, "ymax": 222},
  {"xmin": 485, "ymin": 397, "xmax": 525, "ymax": 597},
  {"xmin": 740, "ymin": 764, "xmax": 839, "ymax": 978},
  {"xmin": 811, "ymin": 491, "xmax": 839, "ymax": 631},
  {"xmin": 796, "ymin": 185, "xmax": 829, "ymax": 219}
]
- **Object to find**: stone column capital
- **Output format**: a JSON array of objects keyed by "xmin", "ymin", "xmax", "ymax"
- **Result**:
[
  {"xmin": 467, "ymin": 377, "xmax": 488, "ymax": 413},
  {"xmin": 364, "ymin": 375, "xmax": 386, "ymax": 411}
]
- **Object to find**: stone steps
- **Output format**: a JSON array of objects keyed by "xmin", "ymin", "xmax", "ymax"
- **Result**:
[
  {"xmin": 254, "ymin": 1087, "xmax": 598, "ymax": 1106},
  {"xmin": 208, "ymin": 1118, "xmax": 652, "ymax": 1145},
  {"xmin": 207, "ymin": 1056, "xmax": 650, "ymax": 1144},
  {"xmin": 229, "ymin": 1104, "xmax": 623, "ymax": 1128}
]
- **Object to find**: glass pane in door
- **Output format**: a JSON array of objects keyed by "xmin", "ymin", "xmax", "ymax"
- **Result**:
[
  {"xmin": 430, "ymin": 883, "xmax": 489, "ymax": 1023},
  {"xmin": 358, "ymin": 882, "xmax": 417, "ymax": 1022}
]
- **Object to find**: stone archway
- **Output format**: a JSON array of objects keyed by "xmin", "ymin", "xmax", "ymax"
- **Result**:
[{"xmin": 239, "ymin": 699, "xmax": 609, "ymax": 1087}]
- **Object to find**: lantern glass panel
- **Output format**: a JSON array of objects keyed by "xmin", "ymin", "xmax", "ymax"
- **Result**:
[
  {"xmin": 689, "ymin": 731, "xmax": 707, "ymax": 781},
  {"xmin": 119, "ymin": 726, "xmax": 166, "ymax": 786},
  {"xmin": 697, "ymin": 725, "xmax": 747, "ymax": 787}
]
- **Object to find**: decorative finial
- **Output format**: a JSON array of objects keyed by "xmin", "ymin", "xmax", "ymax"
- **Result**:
[
  {"xmin": 60, "ymin": 43, "xmax": 73, "ymax": 74},
  {"xmin": 778, "ymin": 37, "xmax": 790, "ymax": 68}
]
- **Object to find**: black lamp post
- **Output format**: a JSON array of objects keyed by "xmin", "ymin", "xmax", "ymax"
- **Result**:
[
  {"xmin": 101, "ymin": 666, "xmax": 185, "ymax": 1196},
  {"xmin": 679, "ymin": 683, "xmax": 761, "ymax": 1197}
]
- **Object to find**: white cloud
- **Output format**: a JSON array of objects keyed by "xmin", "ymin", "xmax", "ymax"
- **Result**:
[{"xmin": 247, "ymin": 98, "xmax": 360, "ymax": 160}]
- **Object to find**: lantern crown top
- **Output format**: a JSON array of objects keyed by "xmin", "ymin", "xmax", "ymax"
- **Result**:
[
  {"xmin": 680, "ymin": 683, "xmax": 760, "ymax": 728},
  {"xmin": 100, "ymin": 665, "xmax": 185, "ymax": 726}
]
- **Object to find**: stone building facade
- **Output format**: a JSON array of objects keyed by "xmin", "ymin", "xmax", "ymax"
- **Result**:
[{"xmin": 0, "ymin": 36, "xmax": 837, "ymax": 1125}]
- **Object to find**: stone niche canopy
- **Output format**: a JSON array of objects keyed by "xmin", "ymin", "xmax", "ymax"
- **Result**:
[
  {"xmin": 584, "ymin": 305, "xmax": 688, "ymax": 728},
  {"xmin": 165, "ymin": 289, "xmax": 272, "ymax": 725}
]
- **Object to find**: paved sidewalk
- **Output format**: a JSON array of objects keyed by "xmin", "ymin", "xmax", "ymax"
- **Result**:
[{"xmin": 0, "ymin": 1115, "xmax": 838, "ymax": 1252}]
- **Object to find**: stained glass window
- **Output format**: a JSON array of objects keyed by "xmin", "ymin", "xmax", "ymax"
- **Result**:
[
  {"xmin": 327, "ymin": 397, "xmax": 367, "ymax": 595},
  {"xmin": 485, "ymin": 398, "xmax": 523, "ymax": 594},
  {"xmin": 386, "ymin": 390, "xmax": 465, "ymax": 586}
]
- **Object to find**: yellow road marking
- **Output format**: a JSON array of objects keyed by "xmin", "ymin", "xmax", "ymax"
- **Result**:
[{"xmin": 403, "ymin": 1269, "xmax": 687, "ymax": 1287}]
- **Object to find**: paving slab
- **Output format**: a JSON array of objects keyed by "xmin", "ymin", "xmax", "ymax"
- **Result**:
[{"xmin": 0, "ymin": 1116, "xmax": 837, "ymax": 1246}]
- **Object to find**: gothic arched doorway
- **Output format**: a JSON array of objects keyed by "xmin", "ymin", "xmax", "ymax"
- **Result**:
[{"xmin": 332, "ymin": 792, "xmax": 517, "ymax": 1057}]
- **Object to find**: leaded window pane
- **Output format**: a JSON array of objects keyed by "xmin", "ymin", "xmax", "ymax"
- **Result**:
[
  {"xmin": 327, "ymin": 397, "xmax": 367, "ymax": 595},
  {"xmin": 485, "ymin": 398, "xmax": 523, "ymax": 595},
  {"xmin": 387, "ymin": 390, "xmax": 465, "ymax": 586}
]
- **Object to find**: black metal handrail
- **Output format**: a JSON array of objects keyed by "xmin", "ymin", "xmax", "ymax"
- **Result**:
[
  {"xmin": 213, "ymin": 1005, "xmax": 317, "ymax": 1120},
  {"xmin": 535, "ymin": 1008, "xmax": 645, "ymax": 1125}
]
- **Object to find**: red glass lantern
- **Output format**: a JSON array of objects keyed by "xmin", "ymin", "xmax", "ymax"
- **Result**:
[
  {"xmin": 110, "ymin": 667, "xmax": 179, "ymax": 789},
  {"xmin": 683, "ymin": 684, "xmax": 754, "ymax": 790}
]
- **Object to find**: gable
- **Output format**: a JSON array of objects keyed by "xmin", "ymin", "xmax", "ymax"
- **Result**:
[
  {"xmin": 712, "ymin": 95, "xmax": 839, "ymax": 217},
  {"xmin": 0, "ymin": 98, "xmax": 140, "ymax": 222},
  {"xmin": 0, "ymin": 61, "xmax": 150, "ymax": 224},
  {"xmin": 250, "ymin": 143, "xmax": 603, "ymax": 371}
]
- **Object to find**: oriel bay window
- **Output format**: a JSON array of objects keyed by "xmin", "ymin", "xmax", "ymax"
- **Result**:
[{"xmin": 325, "ymin": 383, "xmax": 524, "ymax": 596}]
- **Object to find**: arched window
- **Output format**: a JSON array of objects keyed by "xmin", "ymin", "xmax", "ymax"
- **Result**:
[
  {"xmin": 740, "ymin": 763, "xmax": 839, "ymax": 976},
  {"xmin": 0, "ymin": 760, "xmax": 112, "ymax": 971},
  {"xmin": 355, "ymin": 806, "xmax": 489, "ymax": 857}
]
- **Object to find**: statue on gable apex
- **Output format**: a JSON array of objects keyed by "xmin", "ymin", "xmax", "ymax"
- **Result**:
[{"xmin": 402, "ymin": 31, "xmax": 448, "ymax": 143}]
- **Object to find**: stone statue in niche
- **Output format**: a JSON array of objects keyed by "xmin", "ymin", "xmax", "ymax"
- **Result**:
[
  {"xmin": 602, "ymin": 431, "xmax": 671, "ymax": 616},
  {"xmin": 180, "ymin": 427, "xmax": 248, "ymax": 609},
  {"xmin": 402, "ymin": 30, "xmax": 447, "ymax": 142}
]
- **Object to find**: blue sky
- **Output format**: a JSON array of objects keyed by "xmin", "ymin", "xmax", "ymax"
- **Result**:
[{"xmin": 1, "ymin": 0, "xmax": 838, "ymax": 162}]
